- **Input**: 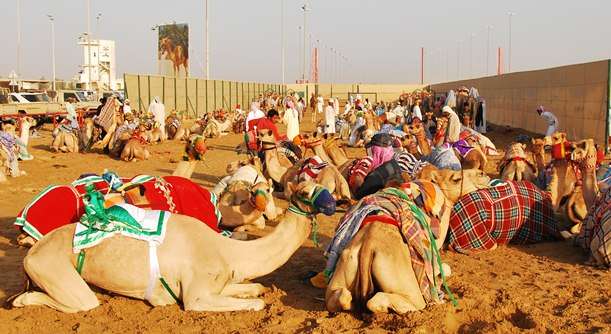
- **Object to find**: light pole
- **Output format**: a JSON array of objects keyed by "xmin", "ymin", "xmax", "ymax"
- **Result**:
[
  {"xmin": 86, "ymin": 0, "xmax": 92, "ymax": 91},
  {"xmin": 16, "ymin": 0, "xmax": 21, "ymax": 80},
  {"xmin": 205, "ymin": 0, "xmax": 210, "ymax": 79},
  {"xmin": 152, "ymin": 25, "xmax": 159, "ymax": 74},
  {"xmin": 486, "ymin": 25, "xmax": 493, "ymax": 75},
  {"xmin": 508, "ymin": 12, "xmax": 516, "ymax": 72},
  {"xmin": 469, "ymin": 33, "xmax": 475, "ymax": 78},
  {"xmin": 301, "ymin": 2, "xmax": 308, "ymax": 82},
  {"xmin": 456, "ymin": 40, "xmax": 461, "ymax": 79},
  {"xmin": 280, "ymin": 0, "xmax": 285, "ymax": 84},
  {"xmin": 298, "ymin": 26, "xmax": 302, "ymax": 83},
  {"xmin": 95, "ymin": 13, "xmax": 102, "ymax": 38},
  {"xmin": 48, "ymin": 15, "xmax": 56, "ymax": 92}
]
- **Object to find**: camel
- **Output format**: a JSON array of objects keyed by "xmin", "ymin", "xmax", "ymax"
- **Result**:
[
  {"xmin": 165, "ymin": 114, "xmax": 190, "ymax": 141},
  {"xmin": 10, "ymin": 181, "xmax": 336, "ymax": 313},
  {"xmin": 434, "ymin": 117, "xmax": 487, "ymax": 170},
  {"xmin": 214, "ymin": 159, "xmax": 282, "ymax": 232},
  {"xmin": 51, "ymin": 125, "xmax": 79, "ymax": 153},
  {"xmin": 79, "ymin": 118, "xmax": 96, "ymax": 152},
  {"xmin": 326, "ymin": 169, "xmax": 491, "ymax": 313},
  {"xmin": 541, "ymin": 132, "xmax": 588, "ymax": 229},
  {"xmin": 570, "ymin": 139, "xmax": 610, "ymax": 267},
  {"xmin": 405, "ymin": 122, "xmax": 432, "ymax": 157},
  {"xmin": 499, "ymin": 142, "xmax": 536, "ymax": 182},
  {"xmin": 319, "ymin": 133, "xmax": 356, "ymax": 179},
  {"xmin": 119, "ymin": 135, "xmax": 151, "ymax": 162},
  {"xmin": 280, "ymin": 157, "xmax": 352, "ymax": 204},
  {"xmin": 160, "ymin": 37, "xmax": 188, "ymax": 76}
]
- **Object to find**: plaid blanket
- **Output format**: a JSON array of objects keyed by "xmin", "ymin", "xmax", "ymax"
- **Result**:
[
  {"xmin": 448, "ymin": 181, "xmax": 558, "ymax": 253},
  {"xmin": 325, "ymin": 188, "xmax": 444, "ymax": 304},
  {"xmin": 575, "ymin": 187, "xmax": 611, "ymax": 267},
  {"xmin": 95, "ymin": 98, "xmax": 118, "ymax": 132}
]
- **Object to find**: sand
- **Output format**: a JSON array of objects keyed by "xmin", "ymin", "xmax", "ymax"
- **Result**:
[{"xmin": 0, "ymin": 119, "xmax": 609, "ymax": 334}]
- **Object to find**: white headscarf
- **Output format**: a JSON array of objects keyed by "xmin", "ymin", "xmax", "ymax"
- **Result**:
[{"xmin": 445, "ymin": 90, "xmax": 457, "ymax": 109}]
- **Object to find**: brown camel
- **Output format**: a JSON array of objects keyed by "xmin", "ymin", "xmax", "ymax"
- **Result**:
[
  {"xmin": 570, "ymin": 139, "xmax": 610, "ymax": 266},
  {"xmin": 499, "ymin": 142, "xmax": 536, "ymax": 182},
  {"xmin": 165, "ymin": 114, "xmax": 190, "ymax": 140},
  {"xmin": 405, "ymin": 122, "xmax": 432, "ymax": 157},
  {"xmin": 10, "ymin": 181, "xmax": 334, "ymax": 313},
  {"xmin": 51, "ymin": 126, "xmax": 79, "ymax": 153},
  {"xmin": 326, "ymin": 169, "xmax": 491, "ymax": 313}
]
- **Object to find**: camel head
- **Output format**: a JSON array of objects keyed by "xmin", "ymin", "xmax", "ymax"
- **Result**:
[
  {"xmin": 422, "ymin": 168, "xmax": 490, "ymax": 203},
  {"xmin": 251, "ymin": 178, "xmax": 280, "ymax": 220},
  {"xmin": 406, "ymin": 122, "xmax": 426, "ymax": 137},
  {"xmin": 550, "ymin": 132, "xmax": 567, "ymax": 145},
  {"xmin": 570, "ymin": 139, "xmax": 597, "ymax": 169},
  {"xmin": 436, "ymin": 117, "xmax": 448, "ymax": 132},
  {"xmin": 505, "ymin": 142, "xmax": 528, "ymax": 160},
  {"xmin": 529, "ymin": 138, "xmax": 546, "ymax": 156},
  {"xmin": 287, "ymin": 181, "xmax": 336, "ymax": 216},
  {"xmin": 184, "ymin": 134, "xmax": 207, "ymax": 161}
]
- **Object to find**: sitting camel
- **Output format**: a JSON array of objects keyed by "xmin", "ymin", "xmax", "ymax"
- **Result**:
[
  {"xmin": 542, "ymin": 132, "xmax": 588, "ymax": 230},
  {"xmin": 571, "ymin": 139, "xmax": 610, "ymax": 267},
  {"xmin": 213, "ymin": 159, "xmax": 282, "ymax": 232},
  {"xmin": 434, "ymin": 117, "xmax": 487, "ymax": 170},
  {"xmin": 165, "ymin": 114, "xmax": 190, "ymax": 140},
  {"xmin": 51, "ymin": 123, "xmax": 79, "ymax": 153},
  {"xmin": 10, "ymin": 181, "xmax": 336, "ymax": 312},
  {"xmin": 325, "ymin": 169, "xmax": 491, "ymax": 313},
  {"xmin": 499, "ymin": 142, "xmax": 536, "ymax": 182}
]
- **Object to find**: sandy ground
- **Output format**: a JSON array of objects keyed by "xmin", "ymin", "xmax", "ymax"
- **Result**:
[{"xmin": 0, "ymin": 117, "xmax": 609, "ymax": 334}]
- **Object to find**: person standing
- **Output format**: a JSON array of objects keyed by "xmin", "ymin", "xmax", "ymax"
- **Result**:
[
  {"xmin": 283, "ymin": 100, "xmax": 300, "ymax": 141},
  {"xmin": 148, "ymin": 96, "xmax": 167, "ymax": 140},
  {"xmin": 537, "ymin": 105, "xmax": 559, "ymax": 136},
  {"xmin": 442, "ymin": 106, "xmax": 461, "ymax": 144},
  {"xmin": 324, "ymin": 99, "xmax": 337, "ymax": 134},
  {"xmin": 296, "ymin": 97, "xmax": 305, "ymax": 121},
  {"xmin": 412, "ymin": 96, "xmax": 423, "ymax": 123},
  {"xmin": 122, "ymin": 99, "xmax": 132, "ymax": 115},
  {"xmin": 315, "ymin": 94, "xmax": 324, "ymax": 123}
]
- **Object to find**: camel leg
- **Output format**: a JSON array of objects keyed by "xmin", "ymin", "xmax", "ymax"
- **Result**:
[
  {"xmin": 13, "ymin": 253, "xmax": 99, "ymax": 312},
  {"xmin": 183, "ymin": 294, "xmax": 265, "ymax": 312},
  {"xmin": 326, "ymin": 287, "xmax": 353, "ymax": 312},
  {"xmin": 367, "ymin": 292, "xmax": 418, "ymax": 314},
  {"xmin": 220, "ymin": 283, "xmax": 268, "ymax": 298}
]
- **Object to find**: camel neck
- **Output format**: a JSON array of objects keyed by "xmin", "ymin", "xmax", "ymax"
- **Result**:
[
  {"xmin": 264, "ymin": 149, "xmax": 287, "ymax": 183},
  {"xmin": 312, "ymin": 145, "xmax": 332, "ymax": 163},
  {"xmin": 172, "ymin": 160, "xmax": 198, "ymax": 179},
  {"xmin": 226, "ymin": 210, "xmax": 312, "ymax": 280},
  {"xmin": 414, "ymin": 132, "xmax": 431, "ymax": 156},
  {"xmin": 581, "ymin": 164, "xmax": 599, "ymax": 210}
]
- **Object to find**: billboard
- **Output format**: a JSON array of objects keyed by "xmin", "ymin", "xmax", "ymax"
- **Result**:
[{"xmin": 158, "ymin": 23, "xmax": 189, "ymax": 77}]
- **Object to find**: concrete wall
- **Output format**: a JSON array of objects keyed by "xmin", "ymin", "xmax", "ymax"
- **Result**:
[
  {"xmin": 286, "ymin": 83, "xmax": 424, "ymax": 103},
  {"xmin": 124, "ymin": 74, "xmax": 285, "ymax": 117},
  {"xmin": 429, "ymin": 60, "xmax": 610, "ymax": 146}
]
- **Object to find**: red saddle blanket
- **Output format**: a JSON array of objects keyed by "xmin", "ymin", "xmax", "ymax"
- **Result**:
[{"xmin": 14, "ymin": 175, "xmax": 222, "ymax": 240}]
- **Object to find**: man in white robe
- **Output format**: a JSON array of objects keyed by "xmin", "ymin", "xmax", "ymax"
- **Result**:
[
  {"xmin": 148, "ymin": 96, "xmax": 167, "ymax": 140},
  {"xmin": 323, "ymin": 99, "xmax": 336, "ymax": 134},
  {"xmin": 537, "ymin": 105, "xmax": 559, "ymax": 136},
  {"xmin": 245, "ymin": 101, "xmax": 265, "ymax": 131}
]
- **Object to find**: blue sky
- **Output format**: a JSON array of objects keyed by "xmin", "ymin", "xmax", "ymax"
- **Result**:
[{"xmin": 1, "ymin": 0, "xmax": 610, "ymax": 84}]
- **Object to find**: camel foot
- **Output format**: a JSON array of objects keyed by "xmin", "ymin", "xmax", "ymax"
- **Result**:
[
  {"xmin": 570, "ymin": 223, "xmax": 582, "ymax": 235},
  {"xmin": 327, "ymin": 288, "xmax": 352, "ymax": 312},
  {"xmin": 366, "ymin": 292, "xmax": 418, "ymax": 314},
  {"xmin": 221, "ymin": 283, "xmax": 268, "ymax": 298},
  {"xmin": 12, "ymin": 291, "xmax": 98, "ymax": 313}
]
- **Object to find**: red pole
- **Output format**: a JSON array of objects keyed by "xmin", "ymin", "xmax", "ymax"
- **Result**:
[
  {"xmin": 420, "ymin": 47, "xmax": 424, "ymax": 84},
  {"xmin": 497, "ymin": 47, "xmax": 503, "ymax": 75}
]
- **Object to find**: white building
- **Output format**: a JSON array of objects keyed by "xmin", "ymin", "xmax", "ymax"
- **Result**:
[{"xmin": 78, "ymin": 36, "xmax": 118, "ymax": 90}]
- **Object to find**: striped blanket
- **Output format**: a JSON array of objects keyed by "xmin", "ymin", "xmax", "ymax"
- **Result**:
[
  {"xmin": 325, "ymin": 188, "xmax": 444, "ymax": 304},
  {"xmin": 394, "ymin": 152, "xmax": 429, "ymax": 179},
  {"xmin": 575, "ymin": 187, "xmax": 611, "ymax": 267},
  {"xmin": 448, "ymin": 181, "xmax": 558, "ymax": 253},
  {"xmin": 299, "ymin": 156, "xmax": 328, "ymax": 182}
]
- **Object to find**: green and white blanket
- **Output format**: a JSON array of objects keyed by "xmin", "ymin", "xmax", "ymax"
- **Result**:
[{"xmin": 73, "ymin": 203, "xmax": 171, "ymax": 253}]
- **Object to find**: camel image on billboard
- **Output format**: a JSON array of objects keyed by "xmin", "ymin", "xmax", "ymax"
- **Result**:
[{"xmin": 158, "ymin": 23, "xmax": 189, "ymax": 78}]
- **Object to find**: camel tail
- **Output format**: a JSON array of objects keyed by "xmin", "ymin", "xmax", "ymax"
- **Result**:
[{"xmin": 354, "ymin": 241, "xmax": 375, "ymax": 310}]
